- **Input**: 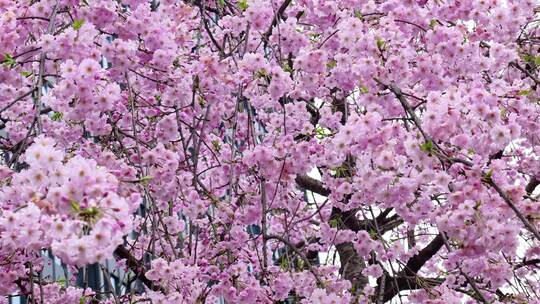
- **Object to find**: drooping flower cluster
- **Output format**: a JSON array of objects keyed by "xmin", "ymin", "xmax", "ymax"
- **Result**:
[{"xmin": 0, "ymin": 137, "xmax": 137, "ymax": 294}]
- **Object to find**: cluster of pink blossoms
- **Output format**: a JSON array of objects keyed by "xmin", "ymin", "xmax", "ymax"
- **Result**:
[{"xmin": 0, "ymin": 137, "xmax": 137, "ymax": 293}]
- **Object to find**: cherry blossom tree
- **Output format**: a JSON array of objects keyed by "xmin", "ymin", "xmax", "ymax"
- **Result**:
[{"xmin": 1, "ymin": 0, "xmax": 540, "ymax": 303}]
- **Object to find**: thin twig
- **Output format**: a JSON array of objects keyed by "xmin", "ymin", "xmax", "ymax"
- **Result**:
[
  {"xmin": 263, "ymin": 234, "xmax": 323, "ymax": 285},
  {"xmin": 34, "ymin": 1, "xmax": 59, "ymax": 134},
  {"xmin": 0, "ymin": 89, "xmax": 35, "ymax": 114}
]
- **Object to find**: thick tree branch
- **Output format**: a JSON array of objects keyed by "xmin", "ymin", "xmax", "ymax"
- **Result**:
[
  {"xmin": 377, "ymin": 234, "xmax": 444, "ymax": 302},
  {"xmin": 525, "ymin": 176, "xmax": 539, "ymax": 195},
  {"xmin": 113, "ymin": 245, "xmax": 164, "ymax": 292},
  {"xmin": 379, "ymin": 276, "xmax": 444, "ymax": 302},
  {"xmin": 295, "ymin": 175, "xmax": 330, "ymax": 196},
  {"xmin": 401, "ymin": 234, "xmax": 444, "ymax": 276},
  {"xmin": 262, "ymin": 0, "xmax": 293, "ymax": 46},
  {"xmin": 377, "ymin": 214, "xmax": 404, "ymax": 234},
  {"xmin": 515, "ymin": 258, "xmax": 540, "ymax": 269}
]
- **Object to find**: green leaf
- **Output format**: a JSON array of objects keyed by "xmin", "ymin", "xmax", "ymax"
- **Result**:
[
  {"xmin": 78, "ymin": 206, "xmax": 102, "ymax": 225},
  {"xmin": 238, "ymin": 0, "xmax": 248, "ymax": 10},
  {"xmin": 376, "ymin": 39, "xmax": 386, "ymax": 50},
  {"xmin": 51, "ymin": 111, "xmax": 63, "ymax": 121},
  {"xmin": 419, "ymin": 140, "xmax": 434, "ymax": 153},
  {"xmin": 56, "ymin": 278, "xmax": 67, "ymax": 287},
  {"xmin": 20, "ymin": 71, "xmax": 32, "ymax": 77},
  {"xmin": 211, "ymin": 140, "xmax": 221, "ymax": 153},
  {"xmin": 484, "ymin": 169, "xmax": 493, "ymax": 181},
  {"xmin": 500, "ymin": 107, "xmax": 507, "ymax": 119},
  {"xmin": 254, "ymin": 68, "xmax": 268, "ymax": 79},
  {"xmin": 474, "ymin": 200, "xmax": 482, "ymax": 210},
  {"xmin": 326, "ymin": 59, "xmax": 337, "ymax": 69},
  {"xmin": 2, "ymin": 54, "xmax": 16, "ymax": 68},
  {"xmin": 523, "ymin": 54, "xmax": 534, "ymax": 63},
  {"xmin": 296, "ymin": 259, "xmax": 305, "ymax": 270},
  {"xmin": 279, "ymin": 258, "xmax": 289, "ymax": 269},
  {"xmin": 309, "ymin": 33, "xmax": 321, "ymax": 42},
  {"xmin": 354, "ymin": 10, "xmax": 363, "ymax": 20},
  {"xmin": 360, "ymin": 86, "xmax": 369, "ymax": 94},
  {"xmin": 73, "ymin": 19, "xmax": 85, "ymax": 30},
  {"xmin": 282, "ymin": 62, "xmax": 293, "ymax": 73},
  {"xmin": 329, "ymin": 218, "xmax": 339, "ymax": 228},
  {"xmin": 79, "ymin": 207, "xmax": 100, "ymax": 218},
  {"xmin": 70, "ymin": 200, "xmax": 80, "ymax": 212},
  {"xmin": 315, "ymin": 125, "xmax": 331, "ymax": 139},
  {"xmin": 79, "ymin": 296, "xmax": 86, "ymax": 304},
  {"xmin": 123, "ymin": 176, "xmax": 153, "ymax": 184},
  {"xmin": 197, "ymin": 97, "xmax": 206, "ymax": 106},
  {"xmin": 524, "ymin": 55, "xmax": 540, "ymax": 66},
  {"xmin": 518, "ymin": 89, "xmax": 531, "ymax": 96},
  {"xmin": 333, "ymin": 165, "xmax": 349, "ymax": 178},
  {"xmin": 429, "ymin": 19, "xmax": 438, "ymax": 29},
  {"xmin": 139, "ymin": 175, "xmax": 153, "ymax": 185}
]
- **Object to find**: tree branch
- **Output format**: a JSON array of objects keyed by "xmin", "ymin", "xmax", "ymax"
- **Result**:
[
  {"xmin": 262, "ymin": 0, "xmax": 293, "ymax": 46},
  {"xmin": 377, "ymin": 234, "xmax": 444, "ymax": 302},
  {"xmin": 113, "ymin": 245, "xmax": 164, "ymax": 292},
  {"xmin": 401, "ymin": 234, "xmax": 444, "ymax": 276},
  {"xmin": 295, "ymin": 175, "xmax": 330, "ymax": 196},
  {"xmin": 525, "ymin": 176, "xmax": 539, "ymax": 195},
  {"xmin": 510, "ymin": 61, "xmax": 540, "ymax": 85},
  {"xmin": 485, "ymin": 178, "xmax": 540, "ymax": 242}
]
